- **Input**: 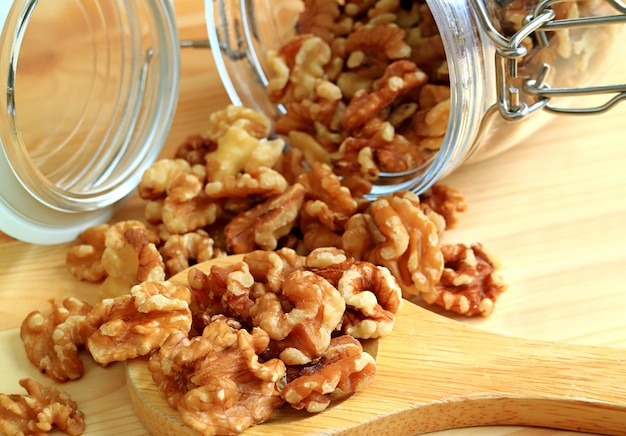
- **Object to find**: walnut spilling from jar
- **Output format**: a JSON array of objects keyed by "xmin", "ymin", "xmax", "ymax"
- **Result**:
[
  {"xmin": 20, "ymin": 298, "xmax": 95, "ymax": 382},
  {"xmin": 148, "ymin": 315, "xmax": 285, "ymax": 436},
  {"xmin": 55, "ymin": 98, "xmax": 503, "ymax": 436},
  {"xmin": 63, "ymin": 97, "xmax": 504, "ymax": 318},
  {"xmin": 86, "ymin": 281, "xmax": 193, "ymax": 365},
  {"xmin": 141, "ymin": 158, "xmax": 220, "ymax": 236},
  {"xmin": 297, "ymin": 162, "xmax": 360, "ymax": 252},
  {"xmin": 66, "ymin": 220, "xmax": 165, "ymax": 299},
  {"xmin": 428, "ymin": 243, "xmax": 508, "ymax": 317},
  {"xmin": 343, "ymin": 190, "xmax": 444, "ymax": 300},
  {"xmin": 0, "ymin": 378, "xmax": 85, "ymax": 436},
  {"xmin": 225, "ymin": 183, "xmax": 306, "ymax": 254},
  {"xmin": 66, "ymin": 105, "xmax": 292, "ymax": 285},
  {"xmin": 282, "ymin": 335, "xmax": 376, "ymax": 413}
]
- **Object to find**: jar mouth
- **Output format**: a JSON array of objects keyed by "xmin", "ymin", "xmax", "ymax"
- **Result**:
[
  {"xmin": 363, "ymin": 2, "xmax": 492, "ymax": 196},
  {"xmin": 371, "ymin": 5, "xmax": 492, "ymax": 195},
  {"xmin": 207, "ymin": 0, "xmax": 489, "ymax": 197},
  {"xmin": 0, "ymin": 0, "xmax": 180, "ymax": 243}
]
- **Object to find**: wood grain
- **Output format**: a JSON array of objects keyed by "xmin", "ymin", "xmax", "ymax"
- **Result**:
[{"xmin": 1, "ymin": 1, "xmax": 626, "ymax": 435}]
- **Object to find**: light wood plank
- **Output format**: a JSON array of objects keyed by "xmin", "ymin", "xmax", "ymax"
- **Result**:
[{"xmin": 1, "ymin": 1, "xmax": 625, "ymax": 435}]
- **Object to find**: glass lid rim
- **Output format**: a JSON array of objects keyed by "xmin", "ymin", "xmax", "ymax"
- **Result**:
[{"xmin": 0, "ymin": 0, "xmax": 181, "ymax": 213}]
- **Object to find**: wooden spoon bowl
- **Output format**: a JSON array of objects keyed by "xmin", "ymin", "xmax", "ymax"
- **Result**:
[{"xmin": 127, "ymin": 256, "xmax": 626, "ymax": 435}]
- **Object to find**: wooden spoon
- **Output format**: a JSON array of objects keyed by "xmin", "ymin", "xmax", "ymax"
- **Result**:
[{"xmin": 127, "ymin": 255, "xmax": 626, "ymax": 435}]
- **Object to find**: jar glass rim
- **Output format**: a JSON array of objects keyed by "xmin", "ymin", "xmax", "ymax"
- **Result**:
[{"xmin": 0, "ymin": 0, "xmax": 180, "ymax": 244}]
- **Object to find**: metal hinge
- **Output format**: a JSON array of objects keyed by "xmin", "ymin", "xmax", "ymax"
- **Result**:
[{"xmin": 470, "ymin": 0, "xmax": 626, "ymax": 120}]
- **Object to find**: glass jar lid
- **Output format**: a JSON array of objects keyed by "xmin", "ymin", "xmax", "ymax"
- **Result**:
[{"xmin": 0, "ymin": 0, "xmax": 180, "ymax": 244}]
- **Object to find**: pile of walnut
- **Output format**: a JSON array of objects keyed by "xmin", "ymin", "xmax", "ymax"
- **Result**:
[
  {"xmin": 66, "ymin": 104, "xmax": 506, "ymax": 317},
  {"xmin": 9, "ymin": 0, "xmax": 606, "ymax": 433},
  {"xmin": 12, "ymin": 103, "xmax": 507, "ymax": 436},
  {"xmin": 12, "ymin": 1, "xmax": 507, "ymax": 433},
  {"xmin": 19, "ymin": 247, "xmax": 397, "ymax": 435}
]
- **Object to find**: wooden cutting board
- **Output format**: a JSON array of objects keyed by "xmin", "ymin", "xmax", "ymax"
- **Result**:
[
  {"xmin": 127, "ymin": 256, "xmax": 626, "ymax": 436},
  {"xmin": 2, "ymin": 255, "xmax": 625, "ymax": 435}
]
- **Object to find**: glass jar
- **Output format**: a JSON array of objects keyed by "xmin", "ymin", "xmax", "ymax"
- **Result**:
[
  {"xmin": 1, "ymin": 0, "xmax": 624, "ymax": 244},
  {"xmin": 205, "ymin": 0, "xmax": 626, "ymax": 197},
  {"xmin": 0, "ymin": 0, "xmax": 179, "ymax": 244}
]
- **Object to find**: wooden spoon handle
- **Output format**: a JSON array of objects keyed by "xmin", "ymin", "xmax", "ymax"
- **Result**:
[
  {"xmin": 374, "ymin": 302, "xmax": 626, "ymax": 435},
  {"xmin": 127, "ymin": 300, "xmax": 626, "ymax": 435}
]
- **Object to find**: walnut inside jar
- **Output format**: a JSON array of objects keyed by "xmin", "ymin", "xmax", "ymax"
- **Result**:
[{"xmin": 267, "ymin": 0, "xmax": 450, "ymax": 182}]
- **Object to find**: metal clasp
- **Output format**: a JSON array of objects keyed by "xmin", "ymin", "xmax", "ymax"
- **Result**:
[{"xmin": 470, "ymin": 0, "xmax": 626, "ymax": 120}]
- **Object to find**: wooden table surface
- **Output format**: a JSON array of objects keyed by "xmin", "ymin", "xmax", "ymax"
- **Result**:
[{"xmin": 1, "ymin": 2, "xmax": 625, "ymax": 435}]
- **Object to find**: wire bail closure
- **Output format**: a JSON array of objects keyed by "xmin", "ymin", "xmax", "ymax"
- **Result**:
[{"xmin": 471, "ymin": 0, "xmax": 626, "ymax": 120}]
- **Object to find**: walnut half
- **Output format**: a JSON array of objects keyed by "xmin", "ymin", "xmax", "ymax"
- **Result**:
[
  {"xmin": 148, "ymin": 315, "xmax": 285, "ymax": 436},
  {"xmin": 0, "ymin": 378, "xmax": 85, "ymax": 436},
  {"xmin": 20, "ymin": 298, "xmax": 95, "ymax": 382},
  {"xmin": 281, "ymin": 335, "xmax": 376, "ymax": 413},
  {"xmin": 428, "ymin": 243, "xmax": 507, "ymax": 316},
  {"xmin": 86, "ymin": 281, "xmax": 192, "ymax": 365}
]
